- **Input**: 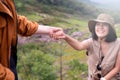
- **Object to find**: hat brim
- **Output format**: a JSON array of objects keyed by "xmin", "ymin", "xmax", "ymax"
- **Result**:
[{"xmin": 88, "ymin": 19, "xmax": 111, "ymax": 32}]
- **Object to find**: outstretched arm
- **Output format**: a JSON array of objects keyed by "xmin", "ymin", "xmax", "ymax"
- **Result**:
[
  {"xmin": 17, "ymin": 15, "xmax": 64, "ymax": 37},
  {"xmin": 35, "ymin": 25, "xmax": 51, "ymax": 34},
  {"xmin": 64, "ymin": 34, "xmax": 91, "ymax": 50},
  {"xmin": 35, "ymin": 25, "xmax": 64, "ymax": 37},
  {"xmin": 54, "ymin": 30, "xmax": 91, "ymax": 50}
]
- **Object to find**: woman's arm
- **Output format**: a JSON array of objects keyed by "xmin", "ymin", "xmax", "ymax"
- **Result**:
[
  {"xmin": 64, "ymin": 34, "xmax": 91, "ymax": 50},
  {"xmin": 104, "ymin": 52, "xmax": 120, "ymax": 80}
]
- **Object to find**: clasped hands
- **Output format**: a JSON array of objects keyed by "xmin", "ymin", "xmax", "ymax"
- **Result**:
[{"xmin": 49, "ymin": 27, "xmax": 65, "ymax": 40}]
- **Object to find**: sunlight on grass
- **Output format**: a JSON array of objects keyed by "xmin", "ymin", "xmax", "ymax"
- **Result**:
[
  {"xmin": 26, "ymin": 13, "xmax": 42, "ymax": 22},
  {"xmin": 51, "ymin": 17, "xmax": 89, "ymax": 33},
  {"xmin": 64, "ymin": 46, "xmax": 87, "ymax": 61},
  {"xmin": 55, "ymin": 44, "xmax": 87, "ymax": 64},
  {"xmin": 68, "ymin": 19, "xmax": 88, "ymax": 31}
]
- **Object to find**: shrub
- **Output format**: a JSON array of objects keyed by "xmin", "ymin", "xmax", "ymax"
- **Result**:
[
  {"xmin": 17, "ymin": 43, "xmax": 57, "ymax": 80},
  {"xmin": 64, "ymin": 59, "xmax": 88, "ymax": 80}
]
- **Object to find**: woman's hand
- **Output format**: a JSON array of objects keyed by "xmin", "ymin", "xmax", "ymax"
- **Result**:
[{"xmin": 49, "ymin": 27, "xmax": 65, "ymax": 40}]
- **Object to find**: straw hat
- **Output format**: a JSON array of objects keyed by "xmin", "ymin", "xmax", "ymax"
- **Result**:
[{"xmin": 88, "ymin": 13, "xmax": 115, "ymax": 32}]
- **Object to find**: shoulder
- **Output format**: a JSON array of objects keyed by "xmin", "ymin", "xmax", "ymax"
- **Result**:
[
  {"xmin": 116, "ymin": 38, "xmax": 120, "ymax": 41},
  {"xmin": 111, "ymin": 38, "xmax": 120, "ymax": 50},
  {"xmin": 83, "ymin": 38, "xmax": 92, "ymax": 42},
  {"xmin": 114, "ymin": 38, "xmax": 120, "ymax": 44},
  {"xmin": 82, "ymin": 38, "xmax": 92, "ymax": 44},
  {"xmin": 81, "ymin": 38, "xmax": 93, "ymax": 49}
]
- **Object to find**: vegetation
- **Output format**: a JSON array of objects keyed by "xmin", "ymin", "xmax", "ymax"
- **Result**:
[
  {"xmin": 14, "ymin": 0, "xmax": 120, "ymax": 80},
  {"xmin": 17, "ymin": 42, "xmax": 88, "ymax": 80},
  {"xmin": 17, "ymin": 43, "xmax": 57, "ymax": 80},
  {"xmin": 65, "ymin": 59, "xmax": 88, "ymax": 80}
]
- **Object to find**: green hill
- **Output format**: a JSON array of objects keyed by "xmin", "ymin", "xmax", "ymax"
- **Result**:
[{"xmin": 15, "ymin": 0, "xmax": 120, "ymax": 80}]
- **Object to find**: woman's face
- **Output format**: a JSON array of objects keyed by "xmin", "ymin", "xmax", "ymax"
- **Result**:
[{"xmin": 95, "ymin": 22, "xmax": 109, "ymax": 39}]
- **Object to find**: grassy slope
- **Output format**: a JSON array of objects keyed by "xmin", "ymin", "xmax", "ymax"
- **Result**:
[
  {"xmin": 16, "ymin": 1, "xmax": 120, "ymax": 80},
  {"xmin": 16, "ymin": 0, "xmax": 91, "ymax": 58}
]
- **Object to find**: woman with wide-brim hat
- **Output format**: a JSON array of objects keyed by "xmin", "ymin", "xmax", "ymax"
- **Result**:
[{"xmin": 56, "ymin": 13, "xmax": 120, "ymax": 80}]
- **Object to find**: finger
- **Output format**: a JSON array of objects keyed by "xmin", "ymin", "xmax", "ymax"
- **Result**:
[
  {"xmin": 51, "ymin": 27, "xmax": 63, "ymax": 32},
  {"xmin": 49, "ymin": 28, "xmax": 55, "ymax": 38}
]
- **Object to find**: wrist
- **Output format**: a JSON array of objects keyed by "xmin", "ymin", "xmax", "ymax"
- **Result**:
[
  {"xmin": 64, "ymin": 34, "xmax": 70, "ymax": 40},
  {"xmin": 100, "ymin": 77, "xmax": 106, "ymax": 80},
  {"xmin": 38, "ymin": 25, "xmax": 50, "ymax": 34}
]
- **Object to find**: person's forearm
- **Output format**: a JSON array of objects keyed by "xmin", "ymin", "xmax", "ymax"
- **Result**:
[
  {"xmin": 35, "ymin": 25, "xmax": 50, "ymax": 34},
  {"xmin": 64, "ymin": 34, "xmax": 82, "ymax": 50}
]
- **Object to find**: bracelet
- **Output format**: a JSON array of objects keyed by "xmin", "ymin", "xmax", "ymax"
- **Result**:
[{"xmin": 100, "ymin": 77, "xmax": 106, "ymax": 80}]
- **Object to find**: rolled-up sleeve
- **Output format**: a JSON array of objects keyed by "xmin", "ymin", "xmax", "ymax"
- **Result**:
[{"xmin": 17, "ymin": 15, "xmax": 38, "ymax": 36}]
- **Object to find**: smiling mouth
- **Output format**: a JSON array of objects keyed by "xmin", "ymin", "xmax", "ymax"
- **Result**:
[{"xmin": 97, "ymin": 30, "xmax": 105, "ymax": 33}]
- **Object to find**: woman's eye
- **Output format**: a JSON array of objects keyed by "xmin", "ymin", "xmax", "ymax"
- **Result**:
[{"xmin": 103, "ymin": 23, "xmax": 108, "ymax": 26}]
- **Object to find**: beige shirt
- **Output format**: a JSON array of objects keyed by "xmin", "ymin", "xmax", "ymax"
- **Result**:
[{"xmin": 87, "ymin": 38, "xmax": 120, "ymax": 80}]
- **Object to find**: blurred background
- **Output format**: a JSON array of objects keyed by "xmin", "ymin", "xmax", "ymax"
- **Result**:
[{"xmin": 15, "ymin": 0, "xmax": 120, "ymax": 80}]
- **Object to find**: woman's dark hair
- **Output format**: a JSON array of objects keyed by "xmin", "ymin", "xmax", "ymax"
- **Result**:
[{"xmin": 91, "ymin": 23, "xmax": 117, "ymax": 42}]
